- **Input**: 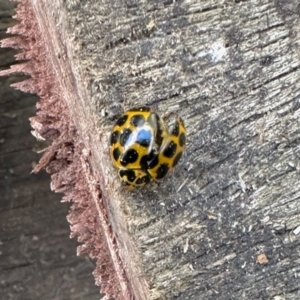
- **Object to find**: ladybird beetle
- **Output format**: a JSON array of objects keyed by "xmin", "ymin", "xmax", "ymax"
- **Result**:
[{"xmin": 109, "ymin": 106, "xmax": 186, "ymax": 187}]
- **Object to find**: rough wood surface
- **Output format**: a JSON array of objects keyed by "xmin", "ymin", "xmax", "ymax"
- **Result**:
[
  {"xmin": 0, "ymin": 1, "xmax": 100, "ymax": 299},
  {"xmin": 1, "ymin": 0, "xmax": 300, "ymax": 299}
]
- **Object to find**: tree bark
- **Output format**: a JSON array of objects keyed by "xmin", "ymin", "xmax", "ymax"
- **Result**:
[{"xmin": 1, "ymin": 0, "xmax": 300, "ymax": 299}]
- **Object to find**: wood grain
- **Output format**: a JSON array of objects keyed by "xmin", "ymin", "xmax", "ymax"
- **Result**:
[{"xmin": 2, "ymin": 0, "xmax": 300, "ymax": 299}]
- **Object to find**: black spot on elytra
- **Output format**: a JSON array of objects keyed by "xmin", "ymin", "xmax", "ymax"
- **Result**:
[
  {"xmin": 119, "ymin": 169, "xmax": 127, "ymax": 178},
  {"xmin": 148, "ymin": 156, "xmax": 159, "ymax": 168},
  {"xmin": 113, "ymin": 148, "xmax": 121, "ymax": 161},
  {"xmin": 116, "ymin": 114, "xmax": 128, "ymax": 127},
  {"xmin": 179, "ymin": 133, "xmax": 186, "ymax": 147},
  {"xmin": 120, "ymin": 128, "xmax": 132, "ymax": 146},
  {"xmin": 129, "ymin": 106, "xmax": 151, "ymax": 112},
  {"xmin": 119, "ymin": 169, "xmax": 136, "ymax": 182},
  {"xmin": 120, "ymin": 149, "xmax": 138, "ymax": 166},
  {"xmin": 140, "ymin": 151, "xmax": 158, "ymax": 170},
  {"xmin": 135, "ymin": 129, "xmax": 152, "ymax": 148},
  {"xmin": 172, "ymin": 152, "xmax": 182, "ymax": 168},
  {"xmin": 136, "ymin": 138, "xmax": 150, "ymax": 148},
  {"xmin": 110, "ymin": 131, "xmax": 119, "ymax": 145},
  {"xmin": 135, "ymin": 174, "xmax": 151, "ymax": 185},
  {"xmin": 163, "ymin": 141, "xmax": 177, "ymax": 158},
  {"xmin": 130, "ymin": 114, "xmax": 145, "ymax": 127},
  {"xmin": 156, "ymin": 164, "xmax": 169, "ymax": 179},
  {"xmin": 172, "ymin": 122, "xmax": 180, "ymax": 136}
]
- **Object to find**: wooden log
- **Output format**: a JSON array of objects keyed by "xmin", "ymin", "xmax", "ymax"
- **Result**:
[{"xmin": 1, "ymin": 0, "xmax": 300, "ymax": 299}]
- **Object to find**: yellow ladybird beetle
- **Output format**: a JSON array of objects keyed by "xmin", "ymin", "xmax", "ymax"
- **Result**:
[{"xmin": 109, "ymin": 106, "xmax": 186, "ymax": 187}]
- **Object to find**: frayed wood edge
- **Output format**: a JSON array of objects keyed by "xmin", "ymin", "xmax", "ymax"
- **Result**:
[{"xmin": 0, "ymin": 1, "xmax": 132, "ymax": 299}]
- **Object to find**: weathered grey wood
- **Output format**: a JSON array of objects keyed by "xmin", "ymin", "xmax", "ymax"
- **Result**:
[
  {"xmin": 0, "ymin": 1, "xmax": 100, "ymax": 299},
  {"xmin": 2, "ymin": 0, "xmax": 300, "ymax": 299}
]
